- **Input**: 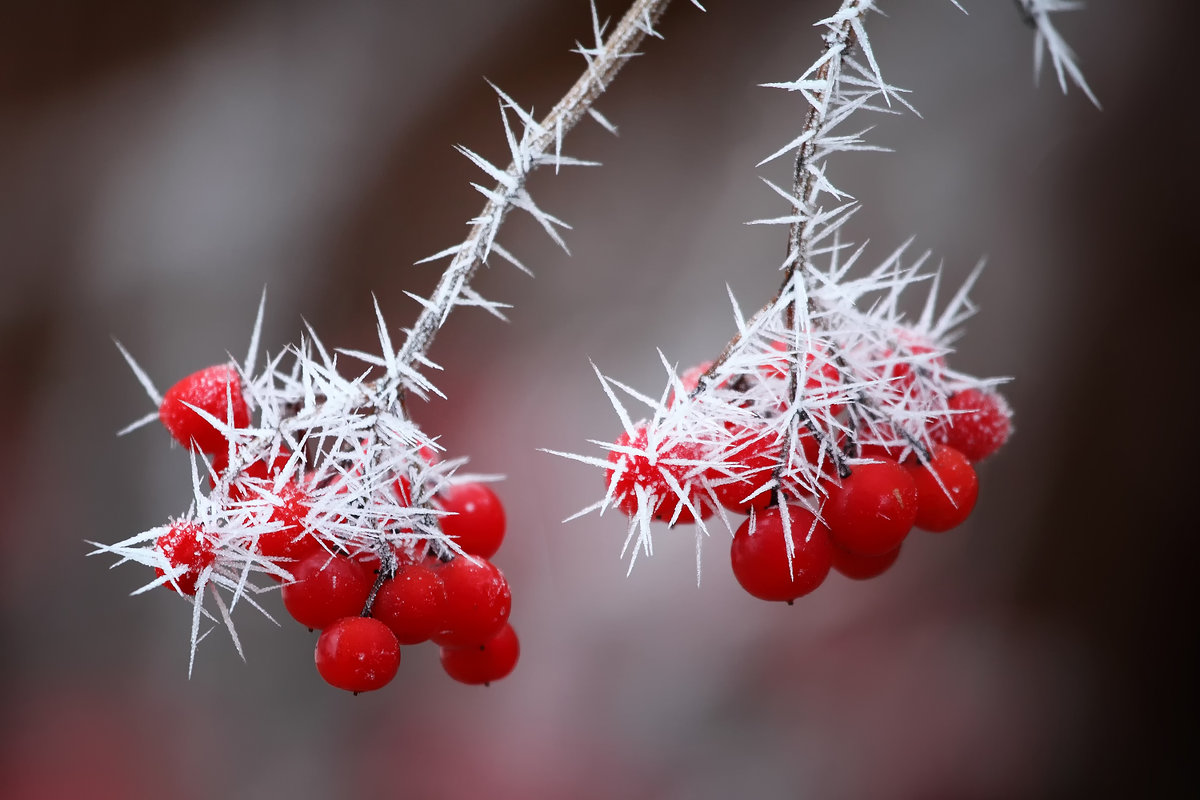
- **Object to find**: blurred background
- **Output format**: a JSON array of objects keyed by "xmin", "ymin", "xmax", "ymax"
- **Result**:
[{"xmin": 1, "ymin": 1, "xmax": 1195, "ymax": 798}]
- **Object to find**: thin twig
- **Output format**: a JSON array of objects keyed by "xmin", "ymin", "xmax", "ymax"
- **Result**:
[{"xmin": 397, "ymin": 0, "xmax": 676, "ymax": 371}]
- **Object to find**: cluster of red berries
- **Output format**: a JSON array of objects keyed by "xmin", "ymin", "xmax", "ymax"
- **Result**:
[
  {"xmin": 154, "ymin": 364, "xmax": 519, "ymax": 692},
  {"xmin": 605, "ymin": 344, "xmax": 1012, "ymax": 603}
]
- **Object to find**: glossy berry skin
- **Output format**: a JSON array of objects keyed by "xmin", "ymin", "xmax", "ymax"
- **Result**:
[
  {"xmin": 431, "ymin": 556, "xmax": 511, "ymax": 647},
  {"xmin": 904, "ymin": 444, "xmax": 979, "ymax": 532},
  {"xmin": 372, "ymin": 562, "xmax": 446, "ymax": 645},
  {"xmin": 823, "ymin": 459, "xmax": 918, "ymax": 556},
  {"xmin": 831, "ymin": 542, "xmax": 901, "ymax": 580},
  {"xmin": 730, "ymin": 506, "xmax": 833, "ymax": 602},
  {"xmin": 440, "ymin": 624, "xmax": 520, "ymax": 685},
  {"xmin": 437, "ymin": 483, "xmax": 506, "ymax": 559},
  {"xmin": 159, "ymin": 364, "xmax": 250, "ymax": 453},
  {"xmin": 314, "ymin": 617, "xmax": 400, "ymax": 693},
  {"xmin": 155, "ymin": 521, "xmax": 216, "ymax": 596},
  {"xmin": 282, "ymin": 553, "xmax": 372, "ymax": 630},
  {"xmin": 935, "ymin": 389, "xmax": 1012, "ymax": 462}
]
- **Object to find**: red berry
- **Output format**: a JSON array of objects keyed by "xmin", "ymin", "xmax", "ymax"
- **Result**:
[
  {"xmin": 904, "ymin": 444, "xmax": 979, "ymax": 532},
  {"xmin": 431, "ymin": 556, "xmax": 511, "ymax": 647},
  {"xmin": 437, "ymin": 483, "xmax": 506, "ymax": 559},
  {"xmin": 657, "ymin": 447, "xmax": 717, "ymax": 525},
  {"xmin": 934, "ymin": 389, "xmax": 1012, "ymax": 462},
  {"xmin": 155, "ymin": 521, "xmax": 216, "ymax": 596},
  {"xmin": 372, "ymin": 562, "xmax": 446, "ymax": 645},
  {"xmin": 440, "ymin": 623, "xmax": 520, "ymax": 685},
  {"xmin": 831, "ymin": 542, "xmax": 901, "ymax": 580},
  {"xmin": 711, "ymin": 428, "xmax": 779, "ymax": 514},
  {"xmin": 158, "ymin": 364, "xmax": 250, "ymax": 453},
  {"xmin": 605, "ymin": 423, "xmax": 668, "ymax": 518},
  {"xmin": 730, "ymin": 506, "xmax": 833, "ymax": 602},
  {"xmin": 259, "ymin": 483, "xmax": 326, "ymax": 565},
  {"xmin": 314, "ymin": 616, "xmax": 400, "ymax": 693},
  {"xmin": 282, "ymin": 553, "xmax": 371, "ymax": 630},
  {"xmin": 823, "ymin": 459, "xmax": 918, "ymax": 556}
]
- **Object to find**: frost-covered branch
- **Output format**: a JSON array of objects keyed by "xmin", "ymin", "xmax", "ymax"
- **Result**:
[
  {"xmin": 556, "ymin": 0, "xmax": 1067, "ymax": 583},
  {"xmin": 396, "ymin": 0, "xmax": 680, "ymax": 373}
]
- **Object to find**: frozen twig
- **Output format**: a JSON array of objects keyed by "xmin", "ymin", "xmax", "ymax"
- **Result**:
[{"xmin": 397, "ymin": 0, "xmax": 679, "ymax": 374}]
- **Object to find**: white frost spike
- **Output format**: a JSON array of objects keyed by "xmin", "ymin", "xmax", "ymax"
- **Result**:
[
  {"xmin": 1018, "ymin": 0, "xmax": 1099, "ymax": 107},
  {"xmin": 113, "ymin": 338, "xmax": 162, "ymax": 406}
]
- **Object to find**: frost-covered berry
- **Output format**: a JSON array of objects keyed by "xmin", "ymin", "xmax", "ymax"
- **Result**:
[
  {"xmin": 935, "ymin": 389, "xmax": 1012, "ymax": 461},
  {"xmin": 605, "ymin": 422, "xmax": 710, "ymax": 523},
  {"xmin": 605, "ymin": 422, "xmax": 669, "ymax": 517},
  {"xmin": 155, "ymin": 521, "xmax": 216, "ymax": 596},
  {"xmin": 260, "ymin": 483, "xmax": 326, "ymax": 564},
  {"xmin": 710, "ymin": 428, "xmax": 779, "ymax": 515},
  {"xmin": 823, "ymin": 459, "xmax": 918, "ymax": 556},
  {"xmin": 439, "ymin": 623, "xmax": 520, "ymax": 685},
  {"xmin": 315, "ymin": 617, "xmax": 400, "ymax": 693},
  {"xmin": 730, "ymin": 506, "xmax": 833, "ymax": 602},
  {"xmin": 158, "ymin": 364, "xmax": 250, "ymax": 453}
]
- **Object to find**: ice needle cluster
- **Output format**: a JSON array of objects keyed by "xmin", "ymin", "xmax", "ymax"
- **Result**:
[{"xmin": 554, "ymin": 0, "xmax": 1091, "ymax": 578}]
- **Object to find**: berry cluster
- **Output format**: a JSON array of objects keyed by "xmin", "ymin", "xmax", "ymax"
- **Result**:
[
  {"xmin": 563, "ymin": 274, "xmax": 1014, "ymax": 594},
  {"xmin": 105, "ymin": 347, "xmax": 520, "ymax": 691}
]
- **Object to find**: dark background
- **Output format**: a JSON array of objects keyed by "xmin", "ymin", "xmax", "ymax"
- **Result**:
[{"xmin": 1, "ymin": 1, "xmax": 1195, "ymax": 798}]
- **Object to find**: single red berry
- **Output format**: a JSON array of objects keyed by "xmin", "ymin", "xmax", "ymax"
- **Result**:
[
  {"xmin": 155, "ymin": 521, "xmax": 216, "ymax": 596},
  {"xmin": 372, "ymin": 562, "xmax": 446, "ymax": 645},
  {"xmin": 258, "ymin": 483, "xmax": 326, "ymax": 565},
  {"xmin": 159, "ymin": 364, "xmax": 250, "ymax": 453},
  {"xmin": 659, "ymin": 478, "xmax": 716, "ymax": 524},
  {"xmin": 730, "ymin": 506, "xmax": 833, "ymax": 602},
  {"xmin": 710, "ymin": 428, "xmax": 779, "ymax": 515},
  {"xmin": 437, "ymin": 482, "xmax": 506, "ymax": 559},
  {"xmin": 605, "ymin": 423, "xmax": 711, "ymax": 523},
  {"xmin": 431, "ymin": 556, "xmax": 511, "ymax": 647},
  {"xmin": 831, "ymin": 542, "xmax": 901, "ymax": 580},
  {"xmin": 440, "ymin": 623, "xmax": 520, "ymax": 685},
  {"xmin": 282, "ymin": 552, "xmax": 371, "ymax": 630},
  {"xmin": 314, "ymin": 616, "xmax": 400, "ymax": 693},
  {"xmin": 604, "ymin": 422, "xmax": 668, "ymax": 518},
  {"xmin": 652, "ymin": 439, "xmax": 716, "ymax": 524},
  {"xmin": 904, "ymin": 444, "xmax": 979, "ymax": 532},
  {"xmin": 823, "ymin": 459, "xmax": 918, "ymax": 556},
  {"xmin": 934, "ymin": 389, "xmax": 1012, "ymax": 462}
]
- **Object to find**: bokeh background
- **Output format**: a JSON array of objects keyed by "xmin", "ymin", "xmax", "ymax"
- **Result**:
[{"xmin": 1, "ymin": 1, "xmax": 1195, "ymax": 798}]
